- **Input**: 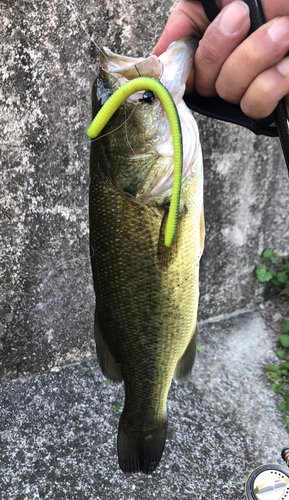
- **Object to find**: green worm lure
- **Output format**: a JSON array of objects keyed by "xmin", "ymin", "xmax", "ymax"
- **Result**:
[{"xmin": 87, "ymin": 76, "xmax": 183, "ymax": 248}]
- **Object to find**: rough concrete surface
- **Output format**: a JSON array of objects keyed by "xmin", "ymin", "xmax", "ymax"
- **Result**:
[
  {"xmin": 0, "ymin": 0, "xmax": 289, "ymax": 500},
  {"xmin": 1, "ymin": 2, "xmax": 289, "ymax": 377},
  {"xmin": 1, "ymin": 0, "xmax": 183, "ymax": 381},
  {"xmin": 1, "ymin": 311, "xmax": 289, "ymax": 499},
  {"xmin": 1, "ymin": 1, "xmax": 289, "ymax": 498}
]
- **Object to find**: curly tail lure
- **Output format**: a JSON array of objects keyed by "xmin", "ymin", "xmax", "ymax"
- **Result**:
[{"xmin": 87, "ymin": 77, "xmax": 183, "ymax": 248}]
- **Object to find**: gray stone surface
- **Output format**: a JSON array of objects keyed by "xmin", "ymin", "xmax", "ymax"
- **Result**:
[
  {"xmin": 1, "ymin": 311, "xmax": 289, "ymax": 499},
  {"xmin": 197, "ymin": 116, "xmax": 289, "ymax": 320},
  {"xmin": 1, "ymin": 0, "xmax": 289, "ymax": 380}
]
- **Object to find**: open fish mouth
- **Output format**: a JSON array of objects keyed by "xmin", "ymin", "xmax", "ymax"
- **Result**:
[
  {"xmin": 100, "ymin": 49, "xmax": 163, "ymax": 82},
  {"xmin": 97, "ymin": 38, "xmax": 202, "ymax": 204}
]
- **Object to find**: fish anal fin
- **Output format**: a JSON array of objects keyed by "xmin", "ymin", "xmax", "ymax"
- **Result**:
[
  {"xmin": 173, "ymin": 327, "xmax": 197, "ymax": 382},
  {"xmin": 94, "ymin": 311, "xmax": 123, "ymax": 382},
  {"xmin": 117, "ymin": 413, "xmax": 167, "ymax": 474}
]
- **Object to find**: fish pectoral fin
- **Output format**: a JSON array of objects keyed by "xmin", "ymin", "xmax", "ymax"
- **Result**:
[
  {"xmin": 94, "ymin": 311, "xmax": 123, "ymax": 382},
  {"xmin": 117, "ymin": 412, "xmax": 167, "ymax": 474},
  {"xmin": 199, "ymin": 204, "xmax": 205, "ymax": 257},
  {"xmin": 173, "ymin": 327, "xmax": 197, "ymax": 382}
]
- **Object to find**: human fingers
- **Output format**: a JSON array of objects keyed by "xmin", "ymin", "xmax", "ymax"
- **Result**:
[
  {"xmin": 215, "ymin": 17, "xmax": 289, "ymax": 104},
  {"xmin": 153, "ymin": 0, "xmax": 289, "ymax": 58},
  {"xmin": 218, "ymin": 0, "xmax": 289, "ymax": 20},
  {"xmin": 258, "ymin": 0, "xmax": 289, "ymax": 21},
  {"xmin": 194, "ymin": 1, "xmax": 250, "ymax": 96},
  {"xmin": 152, "ymin": 0, "xmax": 208, "ymax": 57},
  {"xmin": 240, "ymin": 57, "xmax": 289, "ymax": 119},
  {"xmin": 151, "ymin": 0, "xmax": 245, "ymax": 58}
]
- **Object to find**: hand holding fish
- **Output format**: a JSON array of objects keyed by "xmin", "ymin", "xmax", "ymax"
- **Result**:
[{"xmin": 153, "ymin": 0, "xmax": 289, "ymax": 121}]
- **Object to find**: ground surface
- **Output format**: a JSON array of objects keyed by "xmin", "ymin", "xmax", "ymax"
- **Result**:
[{"xmin": 1, "ymin": 308, "xmax": 289, "ymax": 500}]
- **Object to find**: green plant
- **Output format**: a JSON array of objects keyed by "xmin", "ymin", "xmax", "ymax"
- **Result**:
[
  {"xmin": 267, "ymin": 320, "xmax": 289, "ymax": 430},
  {"xmin": 256, "ymin": 249, "xmax": 289, "ymax": 430},
  {"xmin": 256, "ymin": 249, "xmax": 289, "ymax": 294}
]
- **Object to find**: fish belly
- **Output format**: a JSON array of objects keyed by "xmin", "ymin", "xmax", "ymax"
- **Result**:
[{"xmin": 89, "ymin": 158, "xmax": 203, "ymax": 473}]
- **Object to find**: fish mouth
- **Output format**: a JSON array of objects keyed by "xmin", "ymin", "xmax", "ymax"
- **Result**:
[
  {"xmin": 100, "ymin": 49, "xmax": 163, "ymax": 81},
  {"xmin": 100, "ymin": 36, "xmax": 196, "ymax": 105},
  {"xmin": 98, "ymin": 38, "xmax": 201, "ymax": 204}
]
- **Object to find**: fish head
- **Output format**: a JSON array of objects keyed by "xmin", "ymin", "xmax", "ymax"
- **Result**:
[{"xmin": 91, "ymin": 37, "xmax": 201, "ymax": 204}]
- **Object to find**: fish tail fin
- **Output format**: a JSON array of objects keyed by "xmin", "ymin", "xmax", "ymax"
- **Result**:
[
  {"xmin": 173, "ymin": 327, "xmax": 197, "ymax": 382},
  {"xmin": 117, "ymin": 412, "xmax": 167, "ymax": 474}
]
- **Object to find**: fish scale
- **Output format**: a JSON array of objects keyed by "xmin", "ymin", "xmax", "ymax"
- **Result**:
[
  {"xmin": 90, "ymin": 158, "xmax": 202, "ymax": 472},
  {"xmin": 89, "ymin": 38, "xmax": 203, "ymax": 473}
]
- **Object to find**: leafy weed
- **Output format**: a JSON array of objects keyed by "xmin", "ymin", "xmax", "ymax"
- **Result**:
[
  {"xmin": 256, "ymin": 249, "xmax": 289, "ymax": 295},
  {"xmin": 256, "ymin": 249, "xmax": 289, "ymax": 430}
]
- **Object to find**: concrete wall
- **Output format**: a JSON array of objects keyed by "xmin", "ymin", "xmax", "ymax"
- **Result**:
[{"xmin": 1, "ymin": 0, "xmax": 288, "ymax": 381}]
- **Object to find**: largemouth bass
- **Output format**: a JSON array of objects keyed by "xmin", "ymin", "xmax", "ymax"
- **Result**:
[{"xmin": 89, "ymin": 37, "xmax": 204, "ymax": 474}]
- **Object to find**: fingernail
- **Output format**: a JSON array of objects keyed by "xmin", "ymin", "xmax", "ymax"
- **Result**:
[
  {"xmin": 277, "ymin": 57, "xmax": 289, "ymax": 76},
  {"xmin": 220, "ymin": 1, "xmax": 250, "ymax": 36},
  {"xmin": 268, "ymin": 18, "xmax": 289, "ymax": 43}
]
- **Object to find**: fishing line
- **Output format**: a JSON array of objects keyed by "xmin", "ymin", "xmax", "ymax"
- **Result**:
[
  {"xmin": 70, "ymin": 105, "xmax": 140, "ymax": 206},
  {"xmin": 124, "ymin": 103, "xmax": 137, "ymax": 157},
  {"xmin": 158, "ymin": 61, "xmax": 164, "ymax": 82},
  {"xmin": 66, "ymin": 0, "xmax": 109, "ymax": 63},
  {"xmin": 42, "ymin": 256, "xmax": 91, "ymax": 290},
  {"xmin": 135, "ymin": 65, "xmax": 141, "ymax": 78},
  {"xmin": 87, "ymin": 77, "xmax": 183, "ymax": 248},
  {"xmin": 96, "ymin": 103, "xmax": 138, "ymax": 142},
  {"xmin": 57, "ymin": 2, "xmax": 182, "ymax": 247},
  {"xmin": 70, "ymin": 104, "xmax": 140, "ymax": 148},
  {"xmin": 66, "ymin": 0, "xmax": 163, "ymax": 160},
  {"xmin": 79, "ymin": 177, "xmax": 91, "ymax": 200},
  {"xmin": 65, "ymin": 0, "xmax": 163, "ymax": 152},
  {"xmin": 68, "ymin": 5, "xmax": 183, "ymax": 248}
]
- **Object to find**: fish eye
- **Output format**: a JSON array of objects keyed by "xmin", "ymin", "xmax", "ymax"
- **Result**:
[
  {"xmin": 141, "ymin": 90, "xmax": 155, "ymax": 103},
  {"xmin": 100, "ymin": 90, "xmax": 113, "ymax": 107}
]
